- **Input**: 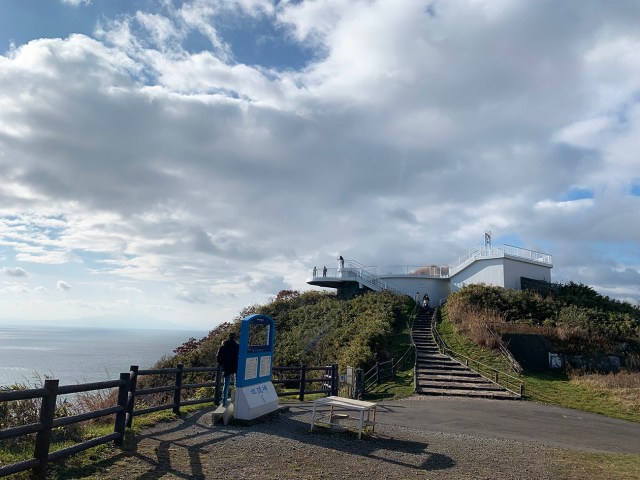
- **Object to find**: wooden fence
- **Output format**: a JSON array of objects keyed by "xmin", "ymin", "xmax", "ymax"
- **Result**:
[{"xmin": 0, "ymin": 363, "xmax": 338, "ymax": 479}]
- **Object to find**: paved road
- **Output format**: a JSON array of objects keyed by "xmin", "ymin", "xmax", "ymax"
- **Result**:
[{"xmin": 371, "ymin": 396, "xmax": 640, "ymax": 454}]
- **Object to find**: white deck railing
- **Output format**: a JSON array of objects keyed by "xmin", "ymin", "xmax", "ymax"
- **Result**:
[
  {"xmin": 310, "ymin": 245, "xmax": 552, "ymax": 290},
  {"xmin": 447, "ymin": 245, "xmax": 552, "ymax": 276}
]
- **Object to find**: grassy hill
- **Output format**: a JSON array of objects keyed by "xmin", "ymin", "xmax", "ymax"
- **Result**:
[
  {"xmin": 158, "ymin": 289, "xmax": 414, "ymax": 372},
  {"xmin": 439, "ymin": 282, "xmax": 640, "ymax": 422}
]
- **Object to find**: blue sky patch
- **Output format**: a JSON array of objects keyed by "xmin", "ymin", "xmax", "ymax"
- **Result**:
[
  {"xmin": 214, "ymin": 12, "xmax": 316, "ymax": 70},
  {"xmin": 558, "ymin": 188, "xmax": 593, "ymax": 202}
]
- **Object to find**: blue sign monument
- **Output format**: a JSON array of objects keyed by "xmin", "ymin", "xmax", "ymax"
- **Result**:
[{"xmin": 234, "ymin": 314, "xmax": 279, "ymax": 420}]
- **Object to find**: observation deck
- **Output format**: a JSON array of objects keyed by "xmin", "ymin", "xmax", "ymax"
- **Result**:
[{"xmin": 307, "ymin": 245, "xmax": 553, "ymax": 299}]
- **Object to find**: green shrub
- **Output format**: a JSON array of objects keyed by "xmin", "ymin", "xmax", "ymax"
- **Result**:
[{"xmin": 446, "ymin": 283, "xmax": 640, "ymax": 360}]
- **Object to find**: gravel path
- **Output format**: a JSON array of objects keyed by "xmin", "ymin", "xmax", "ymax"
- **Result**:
[{"xmin": 91, "ymin": 401, "xmax": 593, "ymax": 480}]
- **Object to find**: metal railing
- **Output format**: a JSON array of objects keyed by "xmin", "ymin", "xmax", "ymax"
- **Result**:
[
  {"xmin": 346, "ymin": 260, "xmax": 404, "ymax": 295},
  {"xmin": 356, "ymin": 264, "xmax": 450, "ymax": 278},
  {"xmin": 363, "ymin": 305, "xmax": 418, "ymax": 394},
  {"xmin": 431, "ymin": 313, "xmax": 524, "ymax": 397},
  {"xmin": 448, "ymin": 245, "xmax": 552, "ymax": 276},
  {"xmin": 309, "ymin": 245, "xmax": 552, "ymax": 285},
  {"xmin": 486, "ymin": 325, "xmax": 523, "ymax": 374}
]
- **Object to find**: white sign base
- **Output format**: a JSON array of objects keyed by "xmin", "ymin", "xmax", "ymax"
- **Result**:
[{"xmin": 234, "ymin": 381, "xmax": 279, "ymax": 420}]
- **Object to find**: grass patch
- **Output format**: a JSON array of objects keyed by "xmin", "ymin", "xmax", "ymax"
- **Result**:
[
  {"xmin": 437, "ymin": 313, "xmax": 515, "ymax": 373},
  {"xmin": 525, "ymin": 371, "xmax": 640, "ymax": 423},
  {"xmin": 0, "ymin": 401, "xmax": 216, "ymax": 479},
  {"xmin": 573, "ymin": 371, "xmax": 640, "ymax": 413},
  {"xmin": 553, "ymin": 451, "xmax": 640, "ymax": 480},
  {"xmin": 363, "ymin": 367, "xmax": 415, "ymax": 401},
  {"xmin": 438, "ymin": 310, "xmax": 640, "ymax": 423}
]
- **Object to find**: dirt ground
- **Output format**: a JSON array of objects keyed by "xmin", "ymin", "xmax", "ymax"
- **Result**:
[{"xmin": 69, "ymin": 405, "xmax": 623, "ymax": 480}]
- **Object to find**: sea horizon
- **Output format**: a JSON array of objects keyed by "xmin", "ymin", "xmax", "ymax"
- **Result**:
[{"xmin": 0, "ymin": 324, "xmax": 208, "ymax": 389}]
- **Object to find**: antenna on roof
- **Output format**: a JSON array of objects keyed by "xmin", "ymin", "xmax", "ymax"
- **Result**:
[{"xmin": 484, "ymin": 231, "xmax": 492, "ymax": 249}]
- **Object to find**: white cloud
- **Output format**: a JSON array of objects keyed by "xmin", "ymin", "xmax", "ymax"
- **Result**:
[
  {"xmin": 1, "ymin": 1, "xmax": 640, "ymax": 327},
  {"xmin": 60, "ymin": 0, "xmax": 91, "ymax": 6},
  {"xmin": 57, "ymin": 281, "xmax": 72, "ymax": 291},
  {"xmin": 2, "ymin": 267, "xmax": 29, "ymax": 277}
]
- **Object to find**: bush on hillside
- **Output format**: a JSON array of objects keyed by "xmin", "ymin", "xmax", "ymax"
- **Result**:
[
  {"xmin": 154, "ymin": 290, "xmax": 412, "ymax": 373},
  {"xmin": 445, "ymin": 283, "xmax": 640, "ymax": 358}
]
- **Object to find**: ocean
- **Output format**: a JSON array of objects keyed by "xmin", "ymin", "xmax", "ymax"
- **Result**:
[{"xmin": 0, "ymin": 324, "xmax": 207, "ymax": 389}]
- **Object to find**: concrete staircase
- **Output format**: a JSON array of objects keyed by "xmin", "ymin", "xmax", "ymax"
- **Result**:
[{"xmin": 413, "ymin": 309, "xmax": 519, "ymax": 399}]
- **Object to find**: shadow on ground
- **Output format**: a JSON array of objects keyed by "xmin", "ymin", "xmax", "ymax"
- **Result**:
[{"xmin": 56, "ymin": 408, "xmax": 454, "ymax": 479}]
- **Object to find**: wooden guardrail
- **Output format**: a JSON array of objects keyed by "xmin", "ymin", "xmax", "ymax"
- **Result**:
[
  {"xmin": 0, "ymin": 363, "xmax": 339, "ymax": 478},
  {"xmin": 0, "ymin": 375, "xmax": 129, "ymax": 479},
  {"xmin": 271, "ymin": 364, "xmax": 338, "ymax": 400}
]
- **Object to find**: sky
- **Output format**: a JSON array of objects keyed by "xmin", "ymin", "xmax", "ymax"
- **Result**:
[{"xmin": 1, "ymin": 0, "xmax": 639, "ymax": 331}]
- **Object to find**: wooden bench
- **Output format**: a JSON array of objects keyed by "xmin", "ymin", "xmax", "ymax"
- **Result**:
[{"xmin": 310, "ymin": 396, "xmax": 376, "ymax": 439}]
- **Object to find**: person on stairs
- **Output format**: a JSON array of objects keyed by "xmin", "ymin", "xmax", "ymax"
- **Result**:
[
  {"xmin": 422, "ymin": 293, "xmax": 430, "ymax": 310},
  {"xmin": 216, "ymin": 332, "xmax": 239, "ymax": 407}
]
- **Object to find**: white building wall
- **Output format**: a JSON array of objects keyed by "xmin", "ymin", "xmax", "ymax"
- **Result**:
[
  {"xmin": 450, "ymin": 258, "xmax": 505, "ymax": 292},
  {"xmin": 503, "ymin": 258, "xmax": 552, "ymax": 289}
]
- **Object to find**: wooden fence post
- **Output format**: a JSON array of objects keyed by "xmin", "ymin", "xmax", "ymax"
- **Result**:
[
  {"xmin": 331, "ymin": 364, "xmax": 339, "ymax": 396},
  {"xmin": 114, "ymin": 373, "xmax": 129, "ymax": 446},
  {"xmin": 33, "ymin": 379, "xmax": 58, "ymax": 479},
  {"xmin": 375, "ymin": 362, "xmax": 380, "ymax": 385},
  {"xmin": 126, "ymin": 366, "xmax": 138, "ymax": 428},
  {"xmin": 213, "ymin": 367, "xmax": 222, "ymax": 405},
  {"xmin": 299, "ymin": 364, "xmax": 307, "ymax": 401},
  {"xmin": 391, "ymin": 357, "xmax": 395, "ymax": 377},
  {"xmin": 173, "ymin": 364, "xmax": 183, "ymax": 415}
]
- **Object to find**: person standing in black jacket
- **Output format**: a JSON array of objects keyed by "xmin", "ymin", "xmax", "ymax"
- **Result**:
[{"xmin": 216, "ymin": 332, "xmax": 239, "ymax": 406}]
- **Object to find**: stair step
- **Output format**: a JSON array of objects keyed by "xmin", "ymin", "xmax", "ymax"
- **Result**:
[
  {"xmin": 418, "ymin": 380, "xmax": 503, "ymax": 391},
  {"xmin": 416, "ymin": 369, "xmax": 481, "ymax": 379},
  {"xmin": 417, "ymin": 359, "xmax": 466, "ymax": 367},
  {"xmin": 409, "ymin": 319, "xmax": 517, "ymax": 400},
  {"xmin": 417, "ymin": 374, "xmax": 487, "ymax": 383},
  {"xmin": 416, "ymin": 388, "xmax": 520, "ymax": 399}
]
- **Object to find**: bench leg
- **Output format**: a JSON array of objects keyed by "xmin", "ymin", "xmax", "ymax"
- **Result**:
[
  {"xmin": 372, "ymin": 407, "xmax": 376, "ymax": 433},
  {"xmin": 310, "ymin": 402, "xmax": 317, "ymax": 432}
]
